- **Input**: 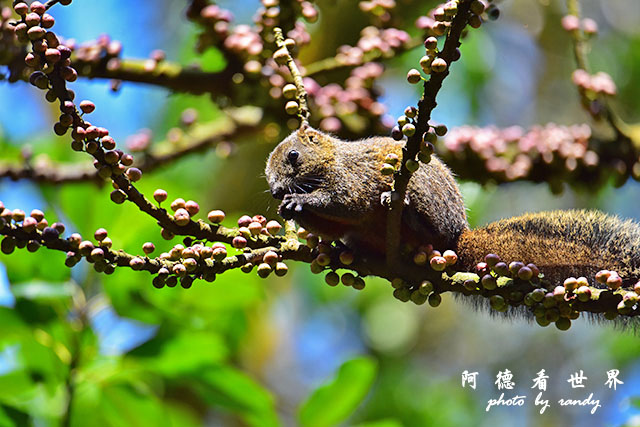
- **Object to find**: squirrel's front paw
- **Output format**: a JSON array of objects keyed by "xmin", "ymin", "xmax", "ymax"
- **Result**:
[{"xmin": 279, "ymin": 194, "xmax": 304, "ymax": 219}]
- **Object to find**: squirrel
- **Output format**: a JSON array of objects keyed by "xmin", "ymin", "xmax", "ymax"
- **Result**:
[{"xmin": 265, "ymin": 126, "xmax": 640, "ymax": 287}]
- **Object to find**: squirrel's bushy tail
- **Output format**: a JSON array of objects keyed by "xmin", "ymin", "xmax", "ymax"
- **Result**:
[{"xmin": 456, "ymin": 210, "xmax": 640, "ymax": 286}]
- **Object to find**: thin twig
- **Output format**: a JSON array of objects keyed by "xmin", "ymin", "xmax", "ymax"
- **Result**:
[
  {"xmin": 385, "ymin": 0, "xmax": 473, "ymax": 271},
  {"xmin": 273, "ymin": 27, "xmax": 310, "ymax": 124}
]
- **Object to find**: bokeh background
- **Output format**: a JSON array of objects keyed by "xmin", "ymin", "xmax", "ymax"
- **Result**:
[{"xmin": 1, "ymin": 0, "xmax": 640, "ymax": 425}]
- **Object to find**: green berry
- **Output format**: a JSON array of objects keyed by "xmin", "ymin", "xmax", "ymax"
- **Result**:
[
  {"xmin": 325, "ymin": 271, "xmax": 339, "ymax": 286},
  {"xmin": 428, "ymin": 293, "xmax": 442, "ymax": 307}
]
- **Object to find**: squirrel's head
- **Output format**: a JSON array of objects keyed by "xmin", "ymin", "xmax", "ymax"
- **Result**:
[{"xmin": 265, "ymin": 126, "xmax": 335, "ymax": 200}]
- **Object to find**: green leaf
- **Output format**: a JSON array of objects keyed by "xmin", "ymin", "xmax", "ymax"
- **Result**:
[
  {"xmin": 0, "ymin": 307, "xmax": 29, "ymax": 343},
  {"xmin": 127, "ymin": 330, "xmax": 228, "ymax": 376},
  {"xmin": 298, "ymin": 356, "xmax": 378, "ymax": 427},
  {"xmin": 352, "ymin": 419, "xmax": 403, "ymax": 427},
  {"xmin": 71, "ymin": 382, "xmax": 200, "ymax": 427},
  {"xmin": 11, "ymin": 281, "xmax": 75, "ymax": 301},
  {"xmin": 0, "ymin": 404, "xmax": 30, "ymax": 426},
  {"xmin": 197, "ymin": 365, "xmax": 280, "ymax": 427}
]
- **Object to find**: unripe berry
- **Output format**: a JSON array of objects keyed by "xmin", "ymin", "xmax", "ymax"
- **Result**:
[
  {"xmin": 282, "ymin": 84, "xmax": 297, "ymax": 99},
  {"xmin": 257, "ymin": 263, "xmax": 272, "ymax": 278},
  {"xmin": 470, "ymin": 0, "xmax": 485, "ymax": 15},
  {"xmin": 413, "ymin": 251, "xmax": 428, "ymax": 266},
  {"xmin": 173, "ymin": 208, "xmax": 191, "ymax": 226},
  {"xmin": 405, "ymin": 159, "xmax": 419, "ymax": 173},
  {"xmin": 170, "ymin": 198, "xmax": 186, "ymax": 211},
  {"xmin": 508, "ymin": 261, "xmax": 524, "ymax": 276},
  {"xmin": 486, "ymin": 5, "xmax": 500, "ymax": 21},
  {"xmin": 381, "ymin": 163, "xmax": 395, "ymax": 176},
  {"xmin": 142, "ymin": 242, "xmax": 155, "ymax": 255},
  {"xmin": 207, "ymin": 210, "xmax": 225, "ymax": 224},
  {"xmin": 393, "ymin": 288, "xmax": 411, "ymax": 302},
  {"xmin": 28, "ymin": 26, "xmax": 46, "ymax": 40},
  {"xmin": 22, "ymin": 217, "xmax": 37, "ymax": 233},
  {"xmin": 607, "ymin": 274, "xmax": 622, "ymax": 290},
  {"xmin": 232, "ymin": 236, "xmax": 247, "ymax": 249},
  {"xmin": 25, "ymin": 12, "xmax": 41, "ymax": 26},
  {"xmin": 266, "ymin": 220, "xmax": 282, "ymax": 235},
  {"xmin": 130, "ymin": 257, "xmax": 145, "ymax": 270},
  {"xmin": 339, "ymin": 251, "xmax": 354, "ymax": 265},
  {"xmin": 160, "ymin": 228, "xmax": 174, "ymax": 240},
  {"xmin": 353, "ymin": 277, "xmax": 366, "ymax": 290},
  {"xmin": 30, "ymin": 1, "xmax": 46, "ymax": 14},
  {"xmin": 285, "ymin": 100, "xmax": 299, "ymax": 115},
  {"xmin": 402, "ymin": 123, "xmax": 416, "ymax": 137},
  {"xmin": 153, "ymin": 189, "xmax": 168, "ymax": 203},
  {"xmin": 273, "ymin": 48, "xmax": 289, "ymax": 65},
  {"xmin": 110, "ymin": 190, "xmax": 126, "ymax": 204},
  {"xmin": 406, "ymin": 69, "xmax": 422, "ymax": 84},
  {"xmin": 415, "ymin": 152, "xmax": 429, "ymax": 164},
  {"xmin": 341, "ymin": 272, "xmax": 355, "ymax": 286},
  {"xmin": 530, "ymin": 288, "xmax": 545, "ymax": 302},
  {"xmin": 434, "ymin": 124, "xmax": 448, "ymax": 136},
  {"xmin": 90, "ymin": 247, "xmax": 105, "ymax": 262},
  {"xmin": 555, "ymin": 317, "xmax": 571, "ymax": 331},
  {"xmin": 424, "ymin": 36, "xmax": 438, "ymax": 50},
  {"xmin": 595, "ymin": 270, "xmax": 610, "ymax": 284},
  {"xmin": 564, "ymin": 277, "xmax": 578, "ymax": 292},
  {"xmin": 14, "ymin": 3, "xmax": 29, "ymax": 16},
  {"xmin": 248, "ymin": 221, "xmax": 263, "ymax": 235},
  {"xmin": 52, "ymin": 222, "xmax": 65, "ymax": 235},
  {"xmin": 126, "ymin": 167, "xmax": 142, "ymax": 182},
  {"xmin": 443, "ymin": 250, "xmax": 457, "ymax": 266},
  {"xmin": 430, "ymin": 256, "xmax": 447, "ymax": 271},
  {"xmin": 165, "ymin": 276, "xmax": 178, "ymax": 288},
  {"xmin": 263, "ymin": 260, "xmax": 283, "ymax": 278},
  {"xmin": 469, "ymin": 15, "xmax": 482, "ymax": 28},
  {"xmin": 489, "ymin": 295, "xmax": 506, "ymax": 311},
  {"xmin": 1, "ymin": 237, "xmax": 16, "ymax": 254},
  {"xmin": 391, "ymin": 126, "xmax": 403, "ymax": 141},
  {"xmin": 238, "ymin": 215, "xmax": 253, "ymax": 227},
  {"xmin": 254, "ymin": 215, "xmax": 268, "ymax": 227},
  {"xmin": 100, "ymin": 237, "xmax": 112, "ymax": 249},
  {"xmin": 553, "ymin": 286, "xmax": 565, "ymax": 300},
  {"xmin": 183, "ymin": 258, "xmax": 198, "ymax": 272},
  {"xmin": 517, "ymin": 266, "xmax": 533, "ymax": 281},
  {"xmin": 428, "ymin": 293, "xmax": 442, "ymax": 307},
  {"xmin": 419, "ymin": 280, "xmax": 434, "ymax": 295},
  {"xmin": 481, "ymin": 274, "xmax": 497, "ymax": 290},
  {"xmin": 325, "ymin": 271, "xmax": 339, "ymax": 286},
  {"xmin": 430, "ymin": 58, "xmax": 447, "ymax": 73},
  {"xmin": 263, "ymin": 250, "xmax": 279, "ymax": 266},
  {"xmin": 185, "ymin": 200, "xmax": 199, "ymax": 216}
]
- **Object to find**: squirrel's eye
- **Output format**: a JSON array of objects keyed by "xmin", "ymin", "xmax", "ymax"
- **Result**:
[{"xmin": 287, "ymin": 150, "xmax": 300, "ymax": 165}]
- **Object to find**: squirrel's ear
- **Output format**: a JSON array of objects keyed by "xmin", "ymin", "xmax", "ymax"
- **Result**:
[{"xmin": 298, "ymin": 126, "xmax": 324, "ymax": 144}]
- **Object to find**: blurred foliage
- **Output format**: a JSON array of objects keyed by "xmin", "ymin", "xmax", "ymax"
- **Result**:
[{"xmin": 1, "ymin": 0, "xmax": 640, "ymax": 426}]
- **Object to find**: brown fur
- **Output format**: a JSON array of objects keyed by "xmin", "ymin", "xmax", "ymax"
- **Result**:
[
  {"xmin": 457, "ymin": 210, "xmax": 640, "ymax": 285},
  {"xmin": 265, "ymin": 127, "xmax": 468, "ymax": 262},
  {"xmin": 266, "ymin": 128, "xmax": 640, "ymax": 286}
]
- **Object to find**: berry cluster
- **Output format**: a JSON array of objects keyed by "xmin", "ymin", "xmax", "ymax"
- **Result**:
[
  {"xmin": 334, "ymin": 26, "xmax": 410, "ymax": 67},
  {"xmin": 416, "ymin": 0, "xmax": 498, "ymax": 36},
  {"xmin": 293, "ymin": 229, "xmax": 367, "ymax": 291},
  {"xmin": 442, "ymin": 124, "xmax": 599, "ymax": 183},
  {"xmin": 358, "ymin": 0, "xmax": 396, "ymax": 23}
]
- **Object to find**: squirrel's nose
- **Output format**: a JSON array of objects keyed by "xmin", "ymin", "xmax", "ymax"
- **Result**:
[{"xmin": 271, "ymin": 187, "xmax": 286, "ymax": 200}]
